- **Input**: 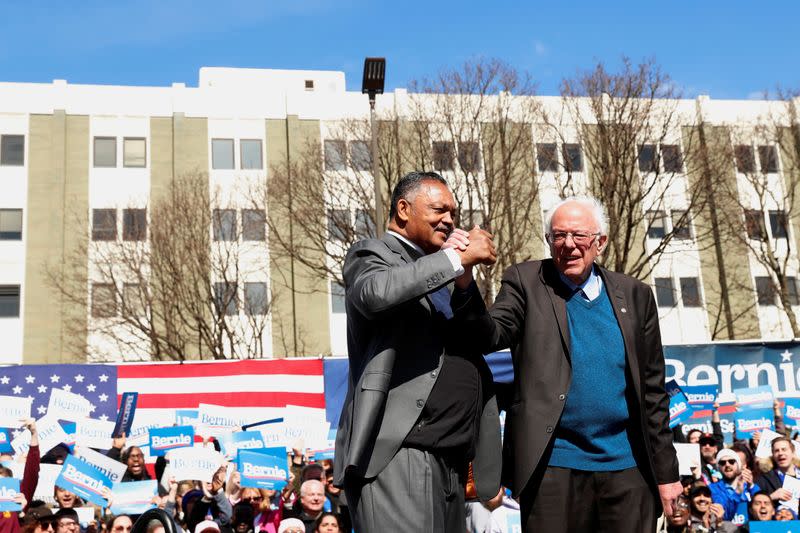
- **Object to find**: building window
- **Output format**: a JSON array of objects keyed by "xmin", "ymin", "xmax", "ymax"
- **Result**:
[
  {"xmin": 122, "ymin": 209, "xmax": 147, "ymax": 241},
  {"xmin": 654, "ymin": 277, "xmax": 676, "ymax": 307},
  {"xmin": 214, "ymin": 282, "xmax": 238, "ymax": 316},
  {"xmin": 647, "ymin": 210, "xmax": 666, "ymax": 239},
  {"xmin": 788, "ymin": 277, "xmax": 800, "ymax": 307},
  {"xmin": 93, "ymin": 137, "xmax": 117, "ymax": 168},
  {"xmin": 662, "ymin": 145, "xmax": 683, "ymax": 173},
  {"xmin": 122, "ymin": 283, "xmax": 145, "ymax": 316},
  {"xmin": 562, "ymin": 144, "xmax": 583, "ymax": 172},
  {"xmin": 0, "ymin": 209, "xmax": 23, "ymax": 240},
  {"xmin": 432, "ymin": 141, "xmax": 455, "ymax": 171},
  {"xmin": 744, "ymin": 210, "xmax": 766, "ymax": 240},
  {"xmin": 758, "ymin": 145, "xmax": 779, "ymax": 173},
  {"xmin": 0, "ymin": 285, "xmax": 20, "ymax": 317},
  {"xmin": 680, "ymin": 277, "xmax": 702, "ymax": 307},
  {"xmin": 211, "ymin": 139, "xmax": 235, "ymax": 170},
  {"xmin": 0, "ymin": 135, "xmax": 24, "ymax": 166},
  {"xmin": 756, "ymin": 277, "xmax": 776, "ymax": 306},
  {"xmin": 350, "ymin": 141, "xmax": 372, "ymax": 172},
  {"xmin": 327, "ymin": 208, "xmax": 349, "ymax": 242},
  {"xmin": 458, "ymin": 142, "xmax": 481, "ymax": 173},
  {"xmin": 244, "ymin": 282, "xmax": 268, "ymax": 315},
  {"xmin": 212, "ymin": 209, "xmax": 237, "ymax": 241},
  {"xmin": 242, "ymin": 209, "xmax": 266, "ymax": 241},
  {"xmin": 324, "ymin": 140, "xmax": 347, "ymax": 171},
  {"xmin": 536, "ymin": 143, "xmax": 558, "ymax": 172},
  {"xmin": 638, "ymin": 144, "xmax": 657, "ymax": 173},
  {"xmin": 304, "ymin": 80, "xmax": 314, "ymax": 90},
  {"xmin": 91, "ymin": 283, "xmax": 117, "ymax": 318},
  {"xmin": 92, "ymin": 209, "xmax": 117, "ymax": 241},
  {"xmin": 123, "ymin": 138, "xmax": 146, "ymax": 168},
  {"xmin": 240, "ymin": 139, "xmax": 263, "ymax": 170},
  {"xmin": 735, "ymin": 145, "xmax": 756, "ymax": 173},
  {"xmin": 331, "ymin": 280, "xmax": 346, "ymax": 314},
  {"xmin": 354, "ymin": 208, "xmax": 374, "ymax": 239},
  {"xmin": 671, "ymin": 210, "xmax": 692, "ymax": 240},
  {"xmin": 769, "ymin": 210, "xmax": 788, "ymax": 239}
]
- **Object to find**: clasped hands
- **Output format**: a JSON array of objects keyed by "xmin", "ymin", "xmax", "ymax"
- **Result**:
[{"xmin": 442, "ymin": 225, "xmax": 497, "ymax": 269}]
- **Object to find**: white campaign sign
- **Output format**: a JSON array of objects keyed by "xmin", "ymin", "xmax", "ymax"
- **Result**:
[
  {"xmin": 74, "ymin": 445, "xmax": 127, "ymax": 484},
  {"xmin": 197, "ymin": 404, "xmax": 247, "ymax": 437},
  {"xmin": 258, "ymin": 421, "xmax": 288, "ymax": 448},
  {"xmin": 673, "ymin": 443, "xmax": 701, "ymax": 476},
  {"xmin": 0, "ymin": 396, "xmax": 32, "ymax": 428},
  {"xmin": 166, "ymin": 447, "xmax": 224, "ymax": 483},
  {"xmin": 33, "ymin": 464, "xmax": 62, "ymax": 505},
  {"xmin": 47, "ymin": 388, "xmax": 93, "ymax": 421},
  {"xmin": 75, "ymin": 418, "xmax": 115, "ymax": 450},
  {"xmin": 11, "ymin": 416, "xmax": 68, "ymax": 456},
  {"xmin": 755, "ymin": 428, "xmax": 784, "ymax": 459},
  {"xmin": 283, "ymin": 405, "xmax": 329, "ymax": 450}
]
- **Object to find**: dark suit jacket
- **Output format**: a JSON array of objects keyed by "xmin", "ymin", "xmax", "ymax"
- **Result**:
[
  {"xmin": 332, "ymin": 234, "xmax": 502, "ymax": 500},
  {"xmin": 455, "ymin": 258, "xmax": 679, "ymax": 498}
]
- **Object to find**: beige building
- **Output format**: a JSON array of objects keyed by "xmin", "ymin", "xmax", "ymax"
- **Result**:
[{"xmin": 0, "ymin": 67, "xmax": 798, "ymax": 364}]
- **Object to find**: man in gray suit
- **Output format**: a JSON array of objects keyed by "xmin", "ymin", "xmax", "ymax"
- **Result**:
[{"xmin": 333, "ymin": 171, "xmax": 501, "ymax": 532}]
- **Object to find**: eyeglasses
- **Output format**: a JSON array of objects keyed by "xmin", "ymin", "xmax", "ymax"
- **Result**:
[
  {"xmin": 242, "ymin": 496, "xmax": 263, "ymax": 503},
  {"xmin": 718, "ymin": 459, "xmax": 738, "ymax": 466},
  {"xmin": 547, "ymin": 231, "xmax": 600, "ymax": 246},
  {"xmin": 40, "ymin": 519, "xmax": 56, "ymax": 531}
]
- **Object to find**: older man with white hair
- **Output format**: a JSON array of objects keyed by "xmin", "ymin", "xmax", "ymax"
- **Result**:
[
  {"xmin": 454, "ymin": 195, "xmax": 681, "ymax": 531},
  {"xmin": 282, "ymin": 479, "xmax": 326, "ymax": 533}
]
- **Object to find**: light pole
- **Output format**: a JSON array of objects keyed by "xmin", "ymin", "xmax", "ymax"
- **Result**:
[{"xmin": 362, "ymin": 57, "xmax": 386, "ymax": 237}]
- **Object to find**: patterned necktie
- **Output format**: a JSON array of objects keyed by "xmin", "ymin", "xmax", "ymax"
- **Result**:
[{"xmin": 429, "ymin": 286, "xmax": 454, "ymax": 320}]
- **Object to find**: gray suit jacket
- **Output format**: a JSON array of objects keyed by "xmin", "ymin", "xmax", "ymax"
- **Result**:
[{"xmin": 333, "ymin": 233, "xmax": 501, "ymax": 500}]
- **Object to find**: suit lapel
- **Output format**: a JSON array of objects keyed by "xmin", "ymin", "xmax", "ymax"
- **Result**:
[
  {"xmin": 599, "ymin": 268, "xmax": 642, "ymax": 398},
  {"xmin": 381, "ymin": 233, "xmax": 432, "ymax": 313},
  {"xmin": 540, "ymin": 261, "xmax": 572, "ymax": 362}
]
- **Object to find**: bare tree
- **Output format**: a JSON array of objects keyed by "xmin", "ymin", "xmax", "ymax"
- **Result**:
[
  {"xmin": 48, "ymin": 172, "xmax": 272, "ymax": 361},
  {"xmin": 547, "ymin": 57, "xmax": 714, "ymax": 281}
]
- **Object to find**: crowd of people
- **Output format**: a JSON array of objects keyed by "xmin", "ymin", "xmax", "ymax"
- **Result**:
[{"xmin": 0, "ymin": 422, "xmax": 350, "ymax": 533}]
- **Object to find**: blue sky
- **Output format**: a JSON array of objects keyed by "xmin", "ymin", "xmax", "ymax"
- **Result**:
[{"xmin": 1, "ymin": 1, "xmax": 798, "ymax": 99}]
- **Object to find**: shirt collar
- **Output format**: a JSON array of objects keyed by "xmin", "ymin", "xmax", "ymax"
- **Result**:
[
  {"xmin": 558, "ymin": 264, "xmax": 602, "ymax": 300},
  {"xmin": 386, "ymin": 230, "xmax": 425, "ymax": 256}
]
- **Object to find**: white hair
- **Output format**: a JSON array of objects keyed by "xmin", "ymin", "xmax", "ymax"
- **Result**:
[{"xmin": 545, "ymin": 195, "xmax": 608, "ymax": 236}]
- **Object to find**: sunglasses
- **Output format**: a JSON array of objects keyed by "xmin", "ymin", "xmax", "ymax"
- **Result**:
[
  {"xmin": 718, "ymin": 459, "xmax": 738, "ymax": 466},
  {"xmin": 39, "ymin": 519, "xmax": 56, "ymax": 530}
]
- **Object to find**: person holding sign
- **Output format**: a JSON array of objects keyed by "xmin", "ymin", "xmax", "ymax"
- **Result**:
[
  {"xmin": 755, "ymin": 436, "xmax": 797, "ymax": 505},
  {"xmin": 333, "ymin": 172, "xmax": 502, "ymax": 532},
  {"xmin": 0, "ymin": 419, "xmax": 39, "ymax": 533},
  {"xmin": 107, "ymin": 435, "xmax": 151, "ymax": 482},
  {"xmin": 454, "ymin": 196, "xmax": 680, "ymax": 531}
]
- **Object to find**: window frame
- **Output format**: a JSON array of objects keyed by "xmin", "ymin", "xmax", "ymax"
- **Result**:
[
  {"xmin": 211, "ymin": 138, "xmax": 235, "ymax": 170},
  {"xmin": 93, "ymin": 137, "xmax": 117, "ymax": 168},
  {"xmin": 91, "ymin": 283, "xmax": 117, "ymax": 318},
  {"xmin": 432, "ymin": 141, "xmax": 455, "ymax": 172},
  {"xmin": 0, "ymin": 209, "xmax": 23, "ymax": 240},
  {"xmin": 214, "ymin": 281, "xmax": 239, "ymax": 316},
  {"xmin": 755, "ymin": 276, "xmax": 776, "ymax": 306},
  {"xmin": 646, "ymin": 210, "xmax": 667, "ymax": 239},
  {"xmin": 240, "ymin": 139, "xmax": 264, "ymax": 170},
  {"xmin": 324, "ymin": 140, "xmax": 347, "ymax": 171},
  {"xmin": 679, "ymin": 277, "xmax": 702, "ymax": 307},
  {"xmin": 242, "ymin": 209, "xmax": 266, "ymax": 241},
  {"xmin": 0, "ymin": 134, "xmax": 25, "ymax": 166},
  {"xmin": 92, "ymin": 209, "xmax": 118, "ymax": 241},
  {"xmin": 212, "ymin": 209, "xmax": 237, "ymax": 242},
  {"xmin": 122, "ymin": 137, "xmax": 147, "ymax": 168},
  {"xmin": 654, "ymin": 277, "xmax": 676, "ymax": 308},
  {"xmin": 0, "ymin": 285, "xmax": 21, "ymax": 317},
  {"xmin": 244, "ymin": 282, "xmax": 269, "ymax": 315}
]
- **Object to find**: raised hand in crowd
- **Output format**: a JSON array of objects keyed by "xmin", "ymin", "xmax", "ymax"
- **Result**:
[
  {"xmin": 23, "ymin": 418, "xmax": 38, "ymax": 447},
  {"xmin": 737, "ymin": 465, "xmax": 754, "ymax": 493},
  {"xmin": 112, "ymin": 433, "xmax": 126, "ymax": 450}
]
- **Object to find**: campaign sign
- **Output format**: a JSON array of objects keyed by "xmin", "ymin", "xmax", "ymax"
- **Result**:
[
  {"xmin": 216, "ymin": 430, "xmax": 265, "ymax": 457},
  {"xmin": 257, "ymin": 420, "xmax": 288, "ymax": 449},
  {"xmin": 681, "ymin": 385, "xmax": 718, "ymax": 418},
  {"xmin": 149, "ymin": 426, "xmax": 194, "ymax": 457},
  {"xmin": 166, "ymin": 447, "xmax": 224, "ymax": 483},
  {"xmin": 673, "ymin": 443, "xmax": 701, "ymax": 476},
  {"xmin": 175, "ymin": 409, "xmax": 199, "ymax": 427},
  {"xmin": 237, "ymin": 449, "xmax": 288, "ymax": 490},
  {"xmin": 60, "ymin": 421, "xmax": 76, "ymax": 452},
  {"xmin": 734, "ymin": 385, "xmax": 774, "ymax": 410},
  {"xmin": 666, "ymin": 381, "xmax": 692, "ymax": 428},
  {"xmin": 750, "ymin": 521, "xmax": 800, "ymax": 533},
  {"xmin": 197, "ymin": 404, "xmax": 247, "ymax": 437},
  {"xmin": 0, "ymin": 478, "xmax": 22, "ymax": 512},
  {"xmin": 734, "ymin": 407, "xmax": 774, "ymax": 438},
  {"xmin": 731, "ymin": 501, "xmax": 749, "ymax": 526},
  {"xmin": 74, "ymin": 446, "xmax": 127, "ymax": 484},
  {"xmin": 755, "ymin": 428, "xmax": 784, "ymax": 459},
  {"xmin": 33, "ymin": 464, "xmax": 62, "ymax": 505},
  {"xmin": 113, "ymin": 392, "xmax": 137, "ymax": 438},
  {"xmin": 784, "ymin": 398, "xmax": 800, "ymax": 429},
  {"xmin": 55, "ymin": 455, "xmax": 111, "ymax": 507},
  {"xmin": 48, "ymin": 388, "xmax": 93, "ymax": 421},
  {"xmin": 308, "ymin": 430, "xmax": 337, "ymax": 461},
  {"xmin": 109, "ymin": 480, "xmax": 157, "ymax": 515},
  {"xmin": 75, "ymin": 418, "xmax": 115, "ymax": 450},
  {"xmin": 12, "ymin": 415, "xmax": 69, "ymax": 456},
  {"xmin": 0, "ymin": 396, "xmax": 32, "ymax": 428},
  {"xmin": 0, "ymin": 429, "xmax": 12, "ymax": 453}
]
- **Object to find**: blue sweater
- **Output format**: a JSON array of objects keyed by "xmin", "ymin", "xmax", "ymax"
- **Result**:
[{"xmin": 548, "ymin": 284, "xmax": 637, "ymax": 471}]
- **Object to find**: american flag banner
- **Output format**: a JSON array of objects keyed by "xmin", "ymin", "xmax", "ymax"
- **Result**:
[{"xmin": 0, "ymin": 359, "xmax": 325, "ymax": 445}]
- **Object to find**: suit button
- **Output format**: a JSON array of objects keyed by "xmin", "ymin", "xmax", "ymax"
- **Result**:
[
  {"xmin": 558, "ymin": 394, "xmax": 566, "ymax": 401},
  {"xmin": 546, "ymin": 426, "xmax": 553, "ymax": 433},
  {"xmin": 416, "ymin": 399, "xmax": 424, "ymax": 408},
  {"xmin": 430, "ymin": 371, "xmax": 437, "ymax": 378}
]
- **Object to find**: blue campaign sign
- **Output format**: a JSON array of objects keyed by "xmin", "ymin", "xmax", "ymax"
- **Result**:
[
  {"xmin": 216, "ymin": 430, "xmax": 265, "ymax": 457},
  {"xmin": 750, "ymin": 520, "xmax": 800, "ymax": 533},
  {"xmin": 735, "ymin": 407, "xmax": 774, "ymax": 439},
  {"xmin": 60, "ymin": 421, "xmax": 76, "ymax": 452},
  {"xmin": 682, "ymin": 385, "xmax": 718, "ymax": 418},
  {"xmin": 149, "ymin": 425, "xmax": 194, "ymax": 456},
  {"xmin": 109, "ymin": 480, "xmax": 157, "ymax": 515},
  {"xmin": 0, "ymin": 478, "xmax": 22, "ymax": 512},
  {"xmin": 175, "ymin": 409, "xmax": 198, "ymax": 427},
  {"xmin": 731, "ymin": 501, "xmax": 749, "ymax": 526},
  {"xmin": 784, "ymin": 398, "xmax": 800, "ymax": 428},
  {"xmin": 0, "ymin": 429, "xmax": 12, "ymax": 454},
  {"xmin": 55, "ymin": 455, "xmax": 112, "ymax": 507},
  {"xmin": 113, "ymin": 392, "xmax": 138, "ymax": 438},
  {"xmin": 735, "ymin": 385, "xmax": 774, "ymax": 410},
  {"xmin": 666, "ymin": 381, "xmax": 693, "ymax": 428},
  {"xmin": 237, "ymin": 449, "xmax": 289, "ymax": 490}
]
